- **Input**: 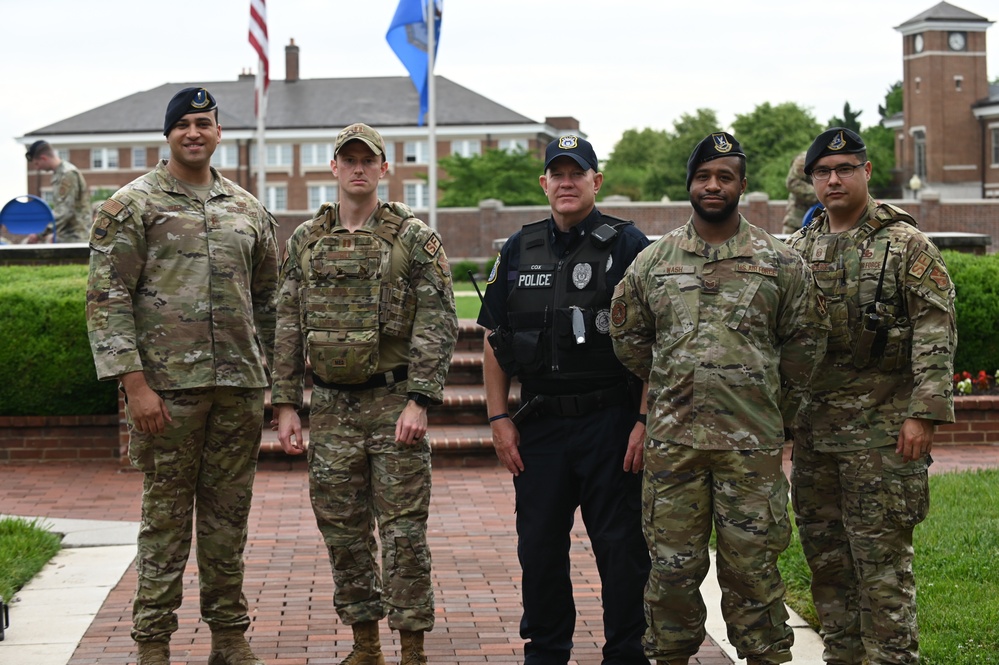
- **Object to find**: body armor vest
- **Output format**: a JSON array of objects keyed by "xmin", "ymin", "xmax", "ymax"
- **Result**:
[
  {"xmin": 298, "ymin": 203, "xmax": 412, "ymax": 384},
  {"xmin": 797, "ymin": 203, "xmax": 915, "ymax": 371},
  {"xmin": 506, "ymin": 219, "xmax": 631, "ymax": 393}
]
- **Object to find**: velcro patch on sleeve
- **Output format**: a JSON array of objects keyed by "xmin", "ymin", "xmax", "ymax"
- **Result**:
[
  {"xmin": 908, "ymin": 251, "xmax": 932, "ymax": 280},
  {"xmin": 100, "ymin": 199, "xmax": 125, "ymax": 216},
  {"xmin": 422, "ymin": 235, "xmax": 442, "ymax": 257}
]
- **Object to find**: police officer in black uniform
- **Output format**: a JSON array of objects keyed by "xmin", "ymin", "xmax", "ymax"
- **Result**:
[{"xmin": 478, "ymin": 136, "xmax": 651, "ymax": 665}]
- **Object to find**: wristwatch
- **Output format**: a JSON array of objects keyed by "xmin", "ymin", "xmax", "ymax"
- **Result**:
[{"xmin": 407, "ymin": 392, "xmax": 431, "ymax": 407}]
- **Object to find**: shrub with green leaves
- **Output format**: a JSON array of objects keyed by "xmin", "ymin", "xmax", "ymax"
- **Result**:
[
  {"xmin": 941, "ymin": 251, "xmax": 999, "ymax": 374},
  {"xmin": 0, "ymin": 264, "xmax": 117, "ymax": 416}
]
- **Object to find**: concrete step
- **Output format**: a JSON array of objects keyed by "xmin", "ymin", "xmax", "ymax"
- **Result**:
[{"xmin": 259, "ymin": 422, "xmax": 497, "ymax": 460}]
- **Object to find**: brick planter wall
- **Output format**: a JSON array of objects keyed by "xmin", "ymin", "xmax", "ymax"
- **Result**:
[
  {"xmin": 0, "ymin": 413, "xmax": 120, "ymax": 462},
  {"xmin": 937, "ymin": 395, "xmax": 999, "ymax": 445}
]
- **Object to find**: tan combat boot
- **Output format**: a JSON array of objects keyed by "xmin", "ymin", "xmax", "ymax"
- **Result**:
[
  {"xmin": 341, "ymin": 621, "xmax": 386, "ymax": 665},
  {"xmin": 208, "ymin": 628, "xmax": 265, "ymax": 665},
  {"xmin": 136, "ymin": 641, "xmax": 170, "ymax": 665},
  {"xmin": 399, "ymin": 630, "xmax": 428, "ymax": 665}
]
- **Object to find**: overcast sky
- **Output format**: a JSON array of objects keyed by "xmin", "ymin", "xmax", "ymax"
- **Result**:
[{"xmin": 1, "ymin": 0, "xmax": 996, "ymax": 205}]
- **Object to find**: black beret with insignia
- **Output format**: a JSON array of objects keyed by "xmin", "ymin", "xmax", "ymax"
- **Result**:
[
  {"xmin": 804, "ymin": 127, "xmax": 866, "ymax": 175},
  {"xmin": 544, "ymin": 135, "xmax": 599, "ymax": 172},
  {"xmin": 686, "ymin": 132, "xmax": 745, "ymax": 190},
  {"xmin": 163, "ymin": 87, "xmax": 218, "ymax": 135}
]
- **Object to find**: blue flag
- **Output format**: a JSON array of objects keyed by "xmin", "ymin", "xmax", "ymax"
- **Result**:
[{"xmin": 386, "ymin": 0, "xmax": 442, "ymax": 126}]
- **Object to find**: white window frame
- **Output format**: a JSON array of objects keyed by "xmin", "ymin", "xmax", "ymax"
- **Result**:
[
  {"xmin": 211, "ymin": 144, "xmax": 239, "ymax": 169},
  {"xmin": 250, "ymin": 143, "xmax": 294, "ymax": 170},
  {"xmin": 404, "ymin": 181, "xmax": 428, "ymax": 208},
  {"xmin": 377, "ymin": 183, "xmax": 389, "ymax": 201},
  {"xmin": 264, "ymin": 185, "xmax": 288, "ymax": 212},
  {"xmin": 451, "ymin": 139, "xmax": 481, "ymax": 158},
  {"xmin": 307, "ymin": 183, "xmax": 339, "ymax": 210},
  {"xmin": 991, "ymin": 127, "xmax": 999, "ymax": 167},
  {"xmin": 132, "ymin": 147, "xmax": 147, "ymax": 170},
  {"xmin": 404, "ymin": 141, "xmax": 428, "ymax": 164},
  {"xmin": 498, "ymin": 138, "xmax": 528, "ymax": 154},
  {"xmin": 159, "ymin": 145, "xmax": 171, "ymax": 162},
  {"xmin": 301, "ymin": 142, "xmax": 335, "ymax": 170},
  {"xmin": 90, "ymin": 147, "xmax": 119, "ymax": 170},
  {"xmin": 383, "ymin": 142, "xmax": 396, "ymax": 167},
  {"xmin": 56, "ymin": 149, "xmax": 70, "ymax": 162}
]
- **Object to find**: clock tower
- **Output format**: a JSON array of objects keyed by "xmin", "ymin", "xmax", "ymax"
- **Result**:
[{"xmin": 894, "ymin": 2, "xmax": 994, "ymax": 198}]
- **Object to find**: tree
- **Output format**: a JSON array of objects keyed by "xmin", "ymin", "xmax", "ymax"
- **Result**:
[
  {"xmin": 878, "ymin": 81, "xmax": 903, "ymax": 119},
  {"xmin": 828, "ymin": 102, "xmax": 863, "ymax": 132},
  {"xmin": 731, "ymin": 102, "xmax": 822, "ymax": 200},
  {"xmin": 437, "ymin": 148, "xmax": 547, "ymax": 207},
  {"xmin": 602, "ymin": 109, "xmax": 721, "ymax": 202}
]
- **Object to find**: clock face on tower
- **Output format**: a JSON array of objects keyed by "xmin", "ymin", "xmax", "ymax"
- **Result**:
[
  {"xmin": 914, "ymin": 34, "xmax": 924, "ymax": 53},
  {"xmin": 948, "ymin": 31, "xmax": 967, "ymax": 51}
]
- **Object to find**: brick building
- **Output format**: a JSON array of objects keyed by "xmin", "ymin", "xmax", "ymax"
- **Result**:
[
  {"xmin": 888, "ymin": 2, "xmax": 999, "ymax": 199},
  {"xmin": 19, "ymin": 41, "xmax": 578, "ymax": 215}
]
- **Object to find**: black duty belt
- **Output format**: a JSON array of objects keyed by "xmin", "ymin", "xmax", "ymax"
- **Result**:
[
  {"xmin": 520, "ymin": 383, "xmax": 630, "ymax": 420},
  {"xmin": 313, "ymin": 366, "xmax": 408, "ymax": 391}
]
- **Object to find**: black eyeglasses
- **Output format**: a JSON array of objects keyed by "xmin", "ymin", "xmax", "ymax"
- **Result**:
[{"xmin": 811, "ymin": 163, "xmax": 866, "ymax": 181}]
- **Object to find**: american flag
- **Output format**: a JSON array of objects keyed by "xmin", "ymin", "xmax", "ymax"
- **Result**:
[{"xmin": 249, "ymin": 0, "xmax": 269, "ymax": 114}]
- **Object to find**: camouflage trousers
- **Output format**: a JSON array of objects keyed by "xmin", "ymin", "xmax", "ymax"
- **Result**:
[
  {"xmin": 308, "ymin": 380, "xmax": 434, "ymax": 632},
  {"xmin": 643, "ymin": 441, "xmax": 793, "ymax": 664},
  {"xmin": 791, "ymin": 441, "xmax": 929, "ymax": 665},
  {"xmin": 126, "ymin": 386, "xmax": 264, "ymax": 643}
]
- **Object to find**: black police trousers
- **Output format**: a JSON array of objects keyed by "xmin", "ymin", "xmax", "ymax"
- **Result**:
[{"xmin": 513, "ymin": 401, "xmax": 651, "ymax": 665}]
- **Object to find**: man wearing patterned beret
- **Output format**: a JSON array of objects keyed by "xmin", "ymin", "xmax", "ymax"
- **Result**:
[
  {"xmin": 786, "ymin": 127, "xmax": 957, "ymax": 664},
  {"xmin": 86, "ymin": 86, "xmax": 278, "ymax": 665}
]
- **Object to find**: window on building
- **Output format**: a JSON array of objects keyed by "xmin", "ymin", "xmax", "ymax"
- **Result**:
[
  {"xmin": 991, "ymin": 127, "xmax": 999, "ymax": 166},
  {"xmin": 57, "ymin": 149, "xmax": 70, "ymax": 162},
  {"xmin": 91, "ymin": 148, "xmax": 119, "ymax": 170},
  {"xmin": 211, "ymin": 145, "xmax": 239, "ymax": 169},
  {"xmin": 377, "ymin": 183, "xmax": 389, "ymax": 201},
  {"xmin": 307, "ymin": 184, "xmax": 338, "ymax": 210},
  {"xmin": 498, "ymin": 138, "xmax": 528, "ymax": 154},
  {"xmin": 302, "ymin": 143, "xmax": 335, "ymax": 167},
  {"xmin": 913, "ymin": 130, "xmax": 927, "ymax": 178},
  {"xmin": 132, "ymin": 147, "xmax": 147, "ymax": 170},
  {"xmin": 383, "ymin": 142, "xmax": 396, "ymax": 165},
  {"xmin": 264, "ymin": 185, "xmax": 287, "ymax": 211},
  {"xmin": 404, "ymin": 141, "xmax": 428, "ymax": 164},
  {"xmin": 159, "ymin": 146, "xmax": 170, "ymax": 162},
  {"xmin": 41, "ymin": 188, "xmax": 54, "ymax": 205},
  {"xmin": 404, "ymin": 182, "xmax": 428, "ymax": 208},
  {"xmin": 451, "ymin": 139, "xmax": 481, "ymax": 158},
  {"xmin": 250, "ymin": 144, "xmax": 293, "ymax": 167}
]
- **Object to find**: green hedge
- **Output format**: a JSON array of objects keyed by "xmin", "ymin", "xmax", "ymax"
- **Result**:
[
  {"xmin": 0, "ymin": 264, "xmax": 117, "ymax": 416},
  {"xmin": 941, "ymin": 251, "xmax": 999, "ymax": 375}
]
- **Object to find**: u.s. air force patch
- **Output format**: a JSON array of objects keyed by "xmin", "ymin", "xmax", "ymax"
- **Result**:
[
  {"xmin": 486, "ymin": 252, "xmax": 500, "ymax": 284},
  {"xmin": 611, "ymin": 301, "xmax": 627, "ymax": 327}
]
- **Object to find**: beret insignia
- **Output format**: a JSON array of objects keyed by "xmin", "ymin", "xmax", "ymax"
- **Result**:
[{"xmin": 711, "ymin": 133, "xmax": 733, "ymax": 154}]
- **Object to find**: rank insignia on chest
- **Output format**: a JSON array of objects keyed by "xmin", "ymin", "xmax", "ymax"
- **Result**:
[{"xmin": 702, "ymin": 278, "xmax": 720, "ymax": 294}]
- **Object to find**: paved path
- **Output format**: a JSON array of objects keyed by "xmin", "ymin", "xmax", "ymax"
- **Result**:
[{"xmin": 2, "ymin": 444, "xmax": 998, "ymax": 664}]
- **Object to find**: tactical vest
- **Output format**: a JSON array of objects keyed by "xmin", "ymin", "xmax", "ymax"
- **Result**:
[
  {"xmin": 797, "ymin": 203, "xmax": 915, "ymax": 371},
  {"xmin": 298, "ymin": 203, "xmax": 415, "ymax": 384},
  {"xmin": 506, "ymin": 218, "xmax": 631, "ymax": 392}
]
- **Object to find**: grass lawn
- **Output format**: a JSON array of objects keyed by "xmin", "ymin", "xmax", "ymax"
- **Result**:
[
  {"xmin": 0, "ymin": 517, "xmax": 62, "ymax": 602},
  {"xmin": 779, "ymin": 468, "xmax": 999, "ymax": 664},
  {"xmin": 455, "ymin": 293, "xmax": 482, "ymax": 320}
]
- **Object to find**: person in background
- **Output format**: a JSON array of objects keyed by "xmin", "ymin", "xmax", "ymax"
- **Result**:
[{"xmin": 24, "ymin": 139, "xmax": 90, "ymax": 242}]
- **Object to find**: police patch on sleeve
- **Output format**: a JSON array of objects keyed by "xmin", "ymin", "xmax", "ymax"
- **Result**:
[{"xmin": 486, "ymin": 252, "xmax": 500, "ymax": 284}]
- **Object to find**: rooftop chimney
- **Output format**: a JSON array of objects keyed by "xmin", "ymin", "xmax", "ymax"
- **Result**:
[{"xmin": 286, "ymin": 39, "xmax": 300, "ymax": 83}]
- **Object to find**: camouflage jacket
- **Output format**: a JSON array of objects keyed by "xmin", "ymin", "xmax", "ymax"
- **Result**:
[
  {"xmin": 782, "ymin": 152, "xmax": 818, "ymax": 231},
  {"xmin": 610, "ymin": 216, "xmax": 828, "ymax": 450},
  {"xmin": 786, "ymin": 197, "xmax": 956, "ymax": 452},
  {"xmin": 271, "ymin": 200, "xmax": 457, "ymax": 408},
  {"xmin": 86, "ymin": 161, "xmax": 279, "ymax": 390},
  {"xmin": 47, "ymin": 160, "xmax": 90, "ymax": 242}
]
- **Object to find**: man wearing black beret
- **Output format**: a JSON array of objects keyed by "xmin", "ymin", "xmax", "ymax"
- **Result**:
[
  {"xmin": 86, "ymin": 86, "xmax": 278, "ymax": 665},
  {"xmin": 611, "ymin": 132, "xmax": 828, "ymax": 665},
  {"xmin": 787, "ymin": 128, "xmax": 956, "ymax": 664}
]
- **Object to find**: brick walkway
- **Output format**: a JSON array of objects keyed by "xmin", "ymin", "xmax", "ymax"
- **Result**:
[{"xmin": 2, "ymin": 444, "xmax": 998, "ymax": 664}]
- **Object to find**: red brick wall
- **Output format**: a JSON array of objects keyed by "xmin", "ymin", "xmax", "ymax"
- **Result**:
[
  {"xmin": 0, "ymin": 414, "xmax": 120, "ymax": 462},
  {"xmin": 937, "ymin": 396, "xmax": 999, "ymax": 446}
]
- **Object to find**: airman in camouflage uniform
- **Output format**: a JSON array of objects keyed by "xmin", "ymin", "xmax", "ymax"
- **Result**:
[
  {"xmin": 782, "ymin": 150, "xmax": 819, "ymax": 234},
  {"xmin": 272, "ymin": 123, "xmax": 457, "ymax": 665},
  {"xmin": 85, "ymin": 88, "xmax": 278, "ymax": 665},
  {"xmin": 24, "ymin": 140, "xmax": 90, "ymax": 242},
  {"xmin": 610, "ymin": 133, "xmax": 828, "ymax": 665},
  {"xmin": 786, "ymin": 128, "xmax": 956, "ymax": 665}
]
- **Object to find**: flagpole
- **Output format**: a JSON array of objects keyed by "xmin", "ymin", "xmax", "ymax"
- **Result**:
[
  {"xmin": 255, "ymin": 62, "xmax": 267, "ymax": 202},
  {"xmin": 426, "ymin": 0, "xmax": 437, "ymax": 232}
]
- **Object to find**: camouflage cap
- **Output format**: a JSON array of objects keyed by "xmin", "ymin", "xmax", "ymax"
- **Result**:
[
  {"xmin": 544, "ymin": 135, "xmax": 598, "ymax": 172},
  {"xmin": 804, "ymin": 127, "xmax": 866, "ymax": 175},
  {"xmin": 334, "ymin": 123, "xmax": 385, "ymax": 157},
  {"xmin": 686, "ymin": 132, "xmax": 745, "ymax": 190},
  {"xmin": 163, "ymin": 87, "xmax": 218, "ymax": 135}
]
